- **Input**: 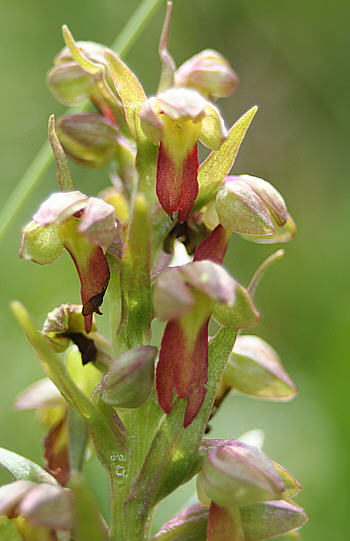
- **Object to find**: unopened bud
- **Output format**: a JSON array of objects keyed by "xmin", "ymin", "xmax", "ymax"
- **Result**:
[
  {"xmin": 101, "ymin": 346, "xmax": 157, "ymax": 408},
  {"xmin": 197, "ymin": 440, "xmax": 285, "ymax": 508},
  {"xmin": 215, "ymin": 175, "xmax": 287, "ymax": 236},
  {"xmin": 240, "ymin": 499, "xmax": 307, "ymax": 540},
  {"xmin": 47, "ymin": 62, "xmax": 95, "ymax": 106},
  {"xmin": 47, "ymin": 40, "xmax": 115, "ymax": 107},
  {"xmin": 175, "ymin": 49, "xmax": 238, "ymax": 99},
  {"xmin": 56, "ymin": 113, "xmax": 120, "ymax": 168},
  {"xmin": 224, "ymin": 335, "xmax": 298, "ymax": 400}
]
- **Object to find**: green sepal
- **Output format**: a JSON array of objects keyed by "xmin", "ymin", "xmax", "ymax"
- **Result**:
[
  {"xmin": 239, "ymin": 213, "xmax": 296, "ymax": 244},
  {"xmin": 0, "ymin": 517, "xmax": 22, "ymax": 541},
  {"xmin": 0, "ymin": 448, "xmax": 58, "ymax": 485},
  {"xmin": 194, "ymin": 106, "xmax": 257, "ymax": 210},
  {"xmin": 272, "ymin": 462, "xmax": 300, "ymax": 499},
  {"xmin": 239, "ymin": 499, "xmax": 307, "ymax": 541},
  {"xmin": 20, "ymin": 221, "xmax": 64, "ymax": 265},
  {"xmin": 212, "ymin": 283, "xmax": 259, "ymax": 328},
  {"xmin": 124, "ymin": 327, "xmax": 237, "ymax": 527},
  {"xmin": 117, "ymin": 194, "xmax": 152, "ymax": 350},
  {"xmin": 224, "ymin": 335, "xmax": 297, "ymax": 401},
  {"xmin": 151, "ymin": 504, "xmax": 208, "ymax": 540}
]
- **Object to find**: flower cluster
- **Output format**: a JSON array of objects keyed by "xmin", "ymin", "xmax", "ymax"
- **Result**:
[{"xmin": 2, "ymin": 3, "xmax": 306, "ymax": 540}]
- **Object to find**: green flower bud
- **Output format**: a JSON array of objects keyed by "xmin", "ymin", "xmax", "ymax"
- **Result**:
[
  {"xmin": 240, "ymin": 499, "xmax": 307, "ymax": 540},
  {"xmin": 101, "ymin": 346, "xmax": 157, "ymax": 408},
  {"xmin": 197, "ymin": 440, "xmax": 285, "ymax": 508},
  {"xmin": 224, "ymin": 335, "xmax": 298, "ymax": 400},
  {"xmin": 215, "ymin": 175, "xmax": 288, "ymax": 237},
  {"xmin": 47, "ymin": 39, "xmax": 117, "ymax": 107},
  {"xmin": 175, "ymin": 49, "xmax": 239, "ymax": 99},
  {"xmin": 56, "ymin": 113, "xmax": 120, "ymax": 168},
  {"xmin": 46, "ymin": 62, "xmax": 96, "ymax": 106}
]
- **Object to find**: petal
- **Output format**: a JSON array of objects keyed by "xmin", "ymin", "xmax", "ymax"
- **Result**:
[
  {"xmin": 200, "ymin": 103, "xmax": 228, "ymax": 151},
  {"xmin": 43, "ymin": 415, "xmax": 70, "ymax": 487},
  {"xmin": 156, "ymin": 318, "xmax": 209, "ymax": 427},
  {"xmin": 139, "ymin": 97, "xmax": 165, "ymax": 144},
  {"xmin": 33, "ymin": 191, "xmax": 89, "ymax": 226},
  {"xmin": 207, "ymin": 503, "xmax": 244, "ymax": 541},
  {"xmin": 157, "ymin": 140, "xmax": 199, "ymax": 223},
  {"xmin": 57, "ymin": 218, "xmax": 110, "ymax": 333},
  {"xmin": 78, "ymin": 197, "xmax": 117, "ymax": 250},
  {"xmin": 156, "ymin": 87, "xmax": 207, "ymax": 121},
  {"xmin": 193, "ymin": 224, "xmax": 231, "ymax": 264}
]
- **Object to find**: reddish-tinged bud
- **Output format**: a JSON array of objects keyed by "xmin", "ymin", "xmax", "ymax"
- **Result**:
[
  {"xmin": 101, "ymin": 346, "xmax": 157, "ymax": 408},
  {"xmin": 56, "ymin": 113, "xmax": 120, "ymax": 168},
  {"xmin": 215, "ymin": 175, "xmax": 290, "ymax": 240},
  {"xmin": 175, "ymin": 49, "xmax": 239, "ymax": 100},
  {"xmin": 197, "ymin": 440, "xmax": 285, "ymax": 508}
]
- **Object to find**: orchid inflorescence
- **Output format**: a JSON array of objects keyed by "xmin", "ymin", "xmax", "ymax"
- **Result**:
[{"xmin": 1, "ymin": 3, "xmax": 306, "ymax": 540}]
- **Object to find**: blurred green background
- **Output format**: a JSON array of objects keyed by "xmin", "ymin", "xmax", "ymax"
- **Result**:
[{"xmin": 1, "ymin": 0, "xmax": 349, "ymax": 539}]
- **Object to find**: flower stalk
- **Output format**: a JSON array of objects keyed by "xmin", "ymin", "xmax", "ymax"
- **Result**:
[{"xmin": 1, "ymin": 3, "xmax": 307, "ymax": 541}]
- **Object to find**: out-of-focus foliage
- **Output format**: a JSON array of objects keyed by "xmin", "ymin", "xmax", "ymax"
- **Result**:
[{"xmin": 0, "ymin": 1, "xmax": 349, "ymax": 540}]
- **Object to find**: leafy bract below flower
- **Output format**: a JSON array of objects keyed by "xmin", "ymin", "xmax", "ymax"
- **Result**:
[
  {"xmin": 20, "ymin": 191, "xmax": 117, "ymax": 333},
  {"xmin": 140, "ymin": 87, "xmax": 227, "ymax": 223}
]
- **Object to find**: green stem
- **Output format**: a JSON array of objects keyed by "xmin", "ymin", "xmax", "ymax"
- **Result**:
[{"xmin": 0, "ymin": 0, "xmax": 166, "ymax": 245}]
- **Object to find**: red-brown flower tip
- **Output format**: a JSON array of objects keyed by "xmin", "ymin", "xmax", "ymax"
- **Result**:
[
  {"xmin": 140, "ymin": 87, "xmax": 227, "ymax": 224},
  {"xmin": 156, "ymin": 318, "xmax": 209, "ymax": 428},
  {"xmin": 66, "ymin": 242, "xmax": 110, "ymax": 333},
  {"xmin": 193, "ymin": 224, "xmax": 231, "ymax": 264},
  {"xmin": 156, "ymin": 141, "xmax": 199, "ymax": 223}
]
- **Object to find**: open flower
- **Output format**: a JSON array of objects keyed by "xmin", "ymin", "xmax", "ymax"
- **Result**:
[
  {"xmin": 0, "ymin": 480, "xmax": 73, "ymax": 540},
  {"xmin": 153, "ymin": 260, "xmax": 236, "ymax": 427},
  {"xmin": 20, "ymin": 191, "xmax": 117, "ymax": 333},
  {"xmin": 140, "ymin": 87, "xmax": 227, "ymax": 223}
]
